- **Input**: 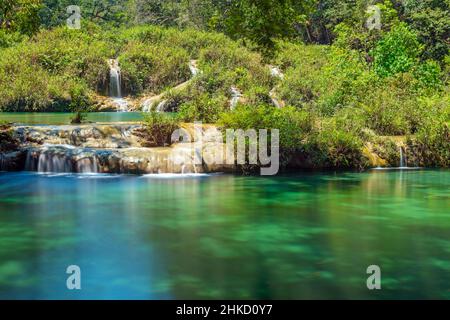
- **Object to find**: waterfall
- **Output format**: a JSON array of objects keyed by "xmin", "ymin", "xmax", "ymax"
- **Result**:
[
  {"xmin": 156, "ymin": 100, "xmax": 167, "ymax": 113},
  {"xmin": 230, "ymin": 87, "xmax": 242, "ymax": 110},
  {"xmin": 25, "ymin": 145, "xmax": 100, "ymax": 173},
  {"xmin": 269, "ymin": 66, "xmax": 284, "ymax": 108},
  {"xmin": 142, "ymin": 100, "xmax": 151, "ymax": 112},
  {"xmin": 142, "ymin": 61, "xmax": 201, "ymax": 112},
  {"xmin": 109, "ymin": 59, "xmax": 128, "ymax": 112},
  {"xmin": 270, "ymin": 88, "xmax": 282, "ymax": 108},
  {"xmin": 270, "ymin": 66, "xmax": 284, "ymax": 79},
  {"xmin": 109, "ymin": 59, "xmax": 122, "ymax": 98},
  {"xmin": 399, "ymin": 146, "xmax": 408, "ymax": 168},
  {"xmin": 189, "ymin": 60, "xmax": 200, "ymax": 76}
]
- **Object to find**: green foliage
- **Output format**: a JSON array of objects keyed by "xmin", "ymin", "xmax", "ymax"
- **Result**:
[
  {"xmin": 221, "ymin": 0, "xmax": 316, "ymax": 54},
  {"xmin": 0, "ymin": 29, "xmax": 27, "ymax": 48},
  {"xmin": 307, "ymin": 119, "xmax": 366, "ymax": 168},
  {"xmin": 371, "ymin": 23, "xmax": 423, "ymax": 77},
  {"xmin": 141, "ymin": 111, "xmax": 180, "ymax": 147},
  {"xmin": 407, "ymin": 108, "xmax": 450, "ymax": 168},
  {"xmin": 119, "ymin": 41, "xmax": 190, "ymax": 95},
  {"xmin": 219, "ymin": 104, "xmax": 314, "ymax": 166},
  {"xmin": 40, "ymin": 0, "xmax": 131, "ymax": 28},
  {"xmin": 178, "ymin": 90, "xmax": 228, "ymax": 123},
  {"xmin": 197, "ymin": 43, "xmax": 272, "ymax": 94},
  {"xmin": 402, "ymin": 0, "xmax": 450, "ymax": 62},
  {"xmin": 0, "ymin": 0, "xmax": 42, "ymax": 36},
  {"xmin": 413, "ymin": 60, "xmax": 443, "ymax": 91},
  {"xmin": 0, "ymin": 25, "xmax": 111, "ymax": 111}
]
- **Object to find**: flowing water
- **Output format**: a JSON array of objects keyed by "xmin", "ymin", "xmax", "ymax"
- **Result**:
[
  {"xmin": 230, "ymin": 87, "xmax": 242, "ymax": 110},
  {"xmin": 0, "ymin": 170, "xmax": 449, "ymax": 299},
  {"xmin": 109, "ymin": 59, "xmax": 128, "ymax": 112}
]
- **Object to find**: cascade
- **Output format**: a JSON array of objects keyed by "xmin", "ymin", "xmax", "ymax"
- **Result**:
[{"xmin": 109, "ymin": 59, "xmax": 128, "ymax": 112}]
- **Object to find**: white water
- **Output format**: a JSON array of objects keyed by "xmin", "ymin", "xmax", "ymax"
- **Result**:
[
  {"xmin": 270, "ymin": 88, "xmax": 283, "ymax": 108},
  {"xmin": 270, "ymin": 66, "xmax": 284, "ymax": 79},
  {"xmin": 156, "ymin": 100, "xmax": 168, "ymax": 113},
  {"xmin": 269, "ymin": 66, "xmax": 284, "ymax": 108},
  {"xmin": 230, "ymin": 87, "xmax": 242, "ymax": 110},
  {"xmin": 25, "ymin": 145, "xmax": 100, "ymax": 173},
  {"xmin": 142, "ymin": 61, "xmax": 200, "ymax": 112},
  {"xmin": 142, "ymin": 99, "xmax": 167, "ymax": 112},
  {"xmin": 109, "ymin": 59, "xmax": 128, "ymax": 112},
  {"xmin": 189, "ymin": 60, "xmax": 200, "ymax": 76}
]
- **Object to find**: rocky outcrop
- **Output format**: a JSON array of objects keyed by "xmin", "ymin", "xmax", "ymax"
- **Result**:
[{"xmin": 2, "ymin": 123, "xmax": 234, "ymax": 174}]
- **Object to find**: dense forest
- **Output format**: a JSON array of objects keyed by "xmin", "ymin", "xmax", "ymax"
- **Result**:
[{"xmin": 0, "ymin": 0, "xmax": 448, "ymax": 169}]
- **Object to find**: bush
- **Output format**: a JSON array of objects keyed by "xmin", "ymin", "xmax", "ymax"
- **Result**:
[
  {"xmin": 140, "ymin": 112, "xmax": 180, "ymax": 147},
  {"xmin": 406, "ymin": 93, "xmax": 450, "ymax": 167},
  {"xmin": 0, "ymin": 30, "xmax": 27, "ymax": 48},
  {"xmin": 219, "ymin": 104, "xmax": 313, "ymax": 166},
  {"xmin": 306, "ymin": 119, "xmax": 366, "ymax": 169},
  {"xmin": 0, "ymin": 25, "xmax": 112, "ymax": 111},
  {"xmin": 178, "ymin": 91, "xmax": 228, "ymax": 123},
  {"xmin": 371, "ymin": 23, "xmax": 423, "ymax": 78},
  {"xmin": 119, "ymin": 42, "xmax": 190, "ymax": 95}
]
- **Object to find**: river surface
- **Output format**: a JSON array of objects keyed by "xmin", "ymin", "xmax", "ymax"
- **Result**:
[
  {"xmin": 0, "ymin": 170, "xmax": 449, "ymax": 299},
  {"xmin": 0, "ymin": 112, "xmax": 145, "ymax": 124}
]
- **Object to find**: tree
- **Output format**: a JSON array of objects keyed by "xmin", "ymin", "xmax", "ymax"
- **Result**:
[
  {"xmin": 400, "ymin": 0, "xmax": 449, "ymax": 62},
  {"xmin": 0, "ymin": 0, "xmax": 42, "ymax": 35},
  {"xmin": 222, "ymin": 0, "xmax": 317, "ymax": 53},
  {"xmin": 371, "ymin": 22, "xmax": 423, "ymax": 77},
  {"xmin": 39, "ymin": 0, "xmax": 131, "ymax": 28}
]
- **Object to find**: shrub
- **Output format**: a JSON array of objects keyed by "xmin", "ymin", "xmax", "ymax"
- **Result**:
[
  {"xmin": 178, "ymin": 91, "xmax": 228, "ymax": 123},
  {"xmin": 140, "ymin": 112, "xmax": 180, "ymax": 147},
  {"xmin": 371, "ymin": 23, "xmax": 423, "ymax": 78},
  {"xmin": 0, "ymin": 26, "xmax": 111, "ymax": 111},
  {"xmin": 119, "ymin": 42, "xmax": 190, "ymax": 95},
  {"xmin": 219, "ymin": 104, "xmax": 313, "ymax": 166},
  {"xmin": 406, "ymin": 93, "xmax": 450, "ymax": 167},
  {"xmin": 306, "ymin": 119, "xmax": 366, "ymax": 169}
]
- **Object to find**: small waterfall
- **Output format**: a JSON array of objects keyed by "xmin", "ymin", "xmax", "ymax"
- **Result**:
[
  {"xmin": 270, "ymin": 88, "xmax": 283, "ymax": 108},
  {"xmin": 399, "ymin": 146, "xmax": 408, "ymax": 168},
  {"xmin": 269, "ymin": 66, "xmax": 284, "ymax": 108},
  {"xmin": 25, "ymin": 145, "xmax": 100, "ymax": 174},
  {"xmin": 189, "ymin": 60, "xmax": 200, "ymax": 77},
  {"xmin": 76, "ymin": 155, "xmax": 99, "ymax": 173},
  {"xmin": 109, "ymin": 59, "xmax": 128, "ymax": 112},
  {"xmin": 269, "ymin": 66, "xmax": 284, "ymax": 79},
  {"xmin": 109, "ymin": 59, "xmax": 122, "ymax": 98},
  {"xmin": 230, "ymin": 87, "xmax": 242, "ymax": 110},
  {"xmin": 156, "ymin": 100, "xmax": 167, "ymax": 113},
  {"xmin": 142, "ymin": 99, "xmax": 153, "ymax": 112}
]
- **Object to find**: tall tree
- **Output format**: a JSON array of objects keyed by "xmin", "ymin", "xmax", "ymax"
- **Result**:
[
  {"xmin": 39, "ymin": 0, "xmax": 131, "ymax": 28},
  {"xmin": 222, "ymin": 0, "xmax": 317, "ymax": 52},
  {"xmin": 0, "ymin": 0, "xmax": 42, "ymax": 35}
]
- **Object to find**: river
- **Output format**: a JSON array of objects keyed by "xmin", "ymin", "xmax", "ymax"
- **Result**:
[{"xmin": 0, "ymin": 170, "xmax": 448, "ymax": 299}]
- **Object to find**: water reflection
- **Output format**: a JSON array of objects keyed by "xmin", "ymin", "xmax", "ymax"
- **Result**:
[{"xmin": 0, "ymin": 170, "xmax": 449, "ymax": 299}]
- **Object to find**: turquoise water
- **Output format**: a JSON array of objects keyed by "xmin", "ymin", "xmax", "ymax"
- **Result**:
[
  {"xmin": 0, "ymin": 112, "xmax": 145, "ymax": 124},
  {"xmin": 0, "ymin": 170, "xmax": 449, "ymax": 299}
]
